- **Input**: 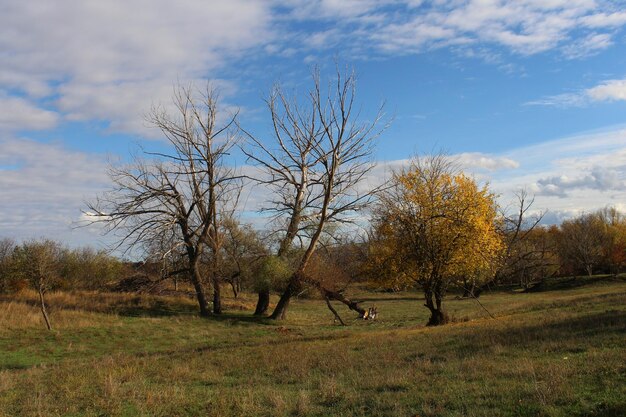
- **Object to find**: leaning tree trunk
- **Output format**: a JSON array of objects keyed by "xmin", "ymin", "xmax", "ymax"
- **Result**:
[
  {"xmin": 190, "ymin": 268, "xmax": 211, "ymax": 317},
  {"xmin": 270, "ymin": 272, "xmax": 367, "ymax": 321},
  {"xmin": 269, "ymin": 277, "xmax": 301, "ymax": 320},
  {"xmin": 256, "ymin": 205, "xmax": 303, "ymax": 316},
  {"xmin": 187, "ymin": 247, "xmax": 211, "ymax": 317},
  {"xmin": 37, "ymin": 285, "xmax": 52, "ymax": 331},
  {"xmin": 254, "ymin": 286, "xmax": 270, "ymax": 316},
  {"xmin": 306, "ymin": 277, "xmax": 366, "ymax": 317}
]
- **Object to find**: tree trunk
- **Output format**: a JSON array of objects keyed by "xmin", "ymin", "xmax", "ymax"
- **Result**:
[
  {"xmin": 254, "ymin": 288, "xmax": 270, "ymax": 316},
  {"xmin": 424, "ymin": 289, "xmax": 448, "ymax": 326},
  {"xmin": 473, "ymin": 285, "xmax": 483, "ymax": 298},
  {"xmin": 463, "ymin": 282, "xmax": 482, "ymax": 298},
  {"xmin": 462, "ymin": 279, "xmax": 473, "ymax": 298},
  {"xmin": 426, "ymin": 308, "xmax": 448, "ymax": 326},
  {"xmin": 306, "ymin": 277, "xmax": 366, "ymax": 316},
  {"xmin": 212, "ymin": 275, "xmax": 222, "ymax": 314},
  {"xmin": 187, "ymin": 247, "xmax": 210, "ymax": 317},
  {"xmin": 190, "ymin": 269, "xmax": 210, "ymax": 317},
  {"xmin": 269, "ymin": 277, "xmax": 301, "ymax": 320},
  {"xmin": 254, "ymin": 221, "xmax": 298, "ymax": 316},
  {"xmin": 38, "ymin": 286, "xmax": 52, "ymax": 331}
]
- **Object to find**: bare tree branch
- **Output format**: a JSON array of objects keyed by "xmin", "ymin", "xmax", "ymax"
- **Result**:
[{"xmin": 85, "ymin": 82, "xmax": 242, "ymax": 316}]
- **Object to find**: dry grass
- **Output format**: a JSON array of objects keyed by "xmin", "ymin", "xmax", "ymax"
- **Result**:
[
  {"xmin": 0, "ymin": 278, "xmax": 625, "ymax": 416},
  {"xmin": 0, "ymin": 299, "xmax": 112, "ymax": 330}
]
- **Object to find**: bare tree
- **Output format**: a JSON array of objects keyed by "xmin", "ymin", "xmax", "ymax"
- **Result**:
[
  {"xmin": 558, "ymin": 212, "xmax": 607, "ymax": 276},
  {"xmin": 86, "ymin": 83, "xmax": 241, "ymax": 316},
  {"xmin": 242, "ymin": 78, "xmax": 322, "ymax": 315},
  {"xmin": 143, "ymin": 230, "xmax": 188, "ymax": 292},
  {"xmin": 485, "ymin": 190, "xmax": 555, "ymax": 293},
  {"xmin": 243, "ymin": 66, "xmax": 386, "ymax": 320},
  {"xmin": 221, "ymin": 217, "xmax": 267, "ymax": 298}
]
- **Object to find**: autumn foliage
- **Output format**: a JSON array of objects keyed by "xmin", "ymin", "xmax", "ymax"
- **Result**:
[{"xmin": 368, "ymin": 155, "xmax": 504, "ymax": 325}]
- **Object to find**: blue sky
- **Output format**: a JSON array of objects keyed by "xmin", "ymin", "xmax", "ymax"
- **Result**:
[{"xmin": 1, "ymin": 0, "xmax": 626, "ymax": 248}]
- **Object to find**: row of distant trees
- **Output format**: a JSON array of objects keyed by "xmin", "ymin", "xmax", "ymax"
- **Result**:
[
  {"xmin": 2, "ymin": 184, "xmax": 624, "ymax": 331},
  {"xmin": 0, "ymin": 239, "xmax": 126, "ymax": 329},
  {"xmin": 500, "ymin": 206, "xmax": 626, "ymax": 282},
  {"xmin": 1, "ymin": 201, "xmax": 623, "ymax": 327},
  {"xmin": 0, "ymin": 239, "xmax": 125, "ymax": 295}
]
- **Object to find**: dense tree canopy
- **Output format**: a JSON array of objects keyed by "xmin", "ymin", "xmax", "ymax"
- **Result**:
[{"xmin": 369, "ymin": 155, "xmax": 504, "ymax": 325}]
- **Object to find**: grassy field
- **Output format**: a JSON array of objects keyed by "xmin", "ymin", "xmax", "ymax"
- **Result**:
[{"xmin": 0, "ymin": 277, "xmax": 625, "ymax": 417}]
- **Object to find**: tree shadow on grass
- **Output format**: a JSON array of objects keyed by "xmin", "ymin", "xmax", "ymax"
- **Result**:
[
  {"xmin": 202, "ymin": 312, "xmax": 278, "ymax": 325},
  {"xmin": 357, "ymin": 296, "xmax": 423, "ymax": 303},
  {"xmin": 134, "ymin": 331, "xmax": 352, "ymax": 361},
  {"xmin": 450, "ymin": 309, "xmax": 626, "ymax": 357},
  {"xmin": 116, "ymin": 299, "xmax": 198, "ymax": 317},
  {"xmin": 0, "ymin": 363, "xmax": 31, "ymax": 371},
  {"xmin": 577, "ymin": 402, "xmax": 626, "ymax": 417},
  {"xmin": 525, "ymin": 275, "xmax": 626, "ymax": 293},
  {"xmin": 3, "ymin": 296, "xmax": 256, "ymax": 319}
]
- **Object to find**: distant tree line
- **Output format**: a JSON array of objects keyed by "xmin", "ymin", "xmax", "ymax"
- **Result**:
[
  {"xmin": 498, "ymin": 206, "xmax": 626, "ymax": 285},
  {"xmin": 1, "ymin": 201, "xmax": 624, "ymax": 329},
  {"xmin": 0, "ymin": 238, "xmax": 126, "ymax": 295}
]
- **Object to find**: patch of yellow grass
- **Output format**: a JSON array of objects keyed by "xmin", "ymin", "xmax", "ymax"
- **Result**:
[{"xmin": 0, "ymin": 299, "xmax": 112, "ymax": 330}]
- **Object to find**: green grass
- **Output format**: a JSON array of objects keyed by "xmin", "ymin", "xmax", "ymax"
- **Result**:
[{"xmin": 1, "ymin": 277, "xmax": 625, "ymax": 416}]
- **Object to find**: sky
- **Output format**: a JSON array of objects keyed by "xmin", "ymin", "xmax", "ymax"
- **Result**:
[{"xmin": 1, "ymin": 0, "xmax": 626, "ymax": 249}]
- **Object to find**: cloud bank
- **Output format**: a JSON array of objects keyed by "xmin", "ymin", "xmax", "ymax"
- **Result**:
[{"xmin": 1, "ymin": 0, "xmax": 625, "ymax": 135}]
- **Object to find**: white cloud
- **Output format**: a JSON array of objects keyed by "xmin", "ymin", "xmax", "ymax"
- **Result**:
[
  {"xmin": 488, "ymin": 127, "xmax": 626, "ymax": 215},
  {"xmin": 581, "ymin": 11, "xmax": 626, "ymax": 28},
  {"xmin": 533, "ymin": 167, "xmax": 626, "ymax": 197},
  {"xmin": 0, "ymin": 95, "xmax": 59, "ymax": 132},
  {"xmin": 0, "ymin": 0, "xmax": 273, "ymax": 135},
  {"xmin": 456, "ymin": 152, "xmax": 520, "ymax": 171},
  {"xmin": 526, "ymin": 77, "xmax": 626, "ymax": 107},
  {"xmin": 357, "ymin": 0, "xmax": 624, "ymax": 57},
  {"xmin": 562, "ymin": 32, "xmax": 613, "ymax": 59},
  {"xmin": 1, "ymin": 0, "xmax": 625, "ymax": 134},
  {"xmin": 586, "ymin": 79, "xmax": 626, "ymax": 101},
  {"xmin": 0, "ymin": 136, "xmax": 112, "ymax": 245},
  {"xmin": 524, "ymin": 92, "xmax": 589, "ymax": 108},
  {"xmin": 284, "ymin": 0, "xmax": 387, "ymax": 21}
]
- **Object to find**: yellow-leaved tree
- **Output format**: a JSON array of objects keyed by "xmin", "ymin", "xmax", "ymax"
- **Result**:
[{"xmin": 368, "ymin": 155, "xmax": 504, "ymax": 325}]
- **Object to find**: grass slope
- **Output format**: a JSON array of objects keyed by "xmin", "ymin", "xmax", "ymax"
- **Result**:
[{"xmin": 0, "ymin": 278, "xmax": 625, "ymax": 416}]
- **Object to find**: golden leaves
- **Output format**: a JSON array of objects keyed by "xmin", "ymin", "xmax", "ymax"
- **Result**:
[{"xmin": 369, "ymin": 157, "xmax": 504, "ymax": 289}]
